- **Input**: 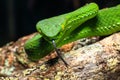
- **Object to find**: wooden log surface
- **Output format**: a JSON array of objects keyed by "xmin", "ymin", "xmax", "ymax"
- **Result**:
[{"xmin": 0, "ymin": 32, "xmax": 120, "ymax": 80}]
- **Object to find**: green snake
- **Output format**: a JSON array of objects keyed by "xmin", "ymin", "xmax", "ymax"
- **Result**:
[{"xmin": 24, "ymin": 3, "xmax": 120, "ymax": 61}]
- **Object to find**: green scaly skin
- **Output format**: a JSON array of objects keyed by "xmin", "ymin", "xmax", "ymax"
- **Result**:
[
  {"xmin": 60, "ymin": 4, "xmax": 120, "ymax": 45},
  {"xmin": 24, "ymin": 3, "xmax": 120, "ymax": 61},
  {"xmin": 24, "ymin": 34, "xmax": 54, "ymax": 60}
]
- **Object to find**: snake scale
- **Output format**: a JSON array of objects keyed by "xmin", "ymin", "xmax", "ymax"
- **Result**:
[{"xmin": 24, "ymin": 3, "xmax": 120, "ymax": 61}]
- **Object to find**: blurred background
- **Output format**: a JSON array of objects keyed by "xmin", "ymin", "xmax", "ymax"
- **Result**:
[{"xmin": 0, "ymin": 0, "xmax": 120, "ymax": 46}]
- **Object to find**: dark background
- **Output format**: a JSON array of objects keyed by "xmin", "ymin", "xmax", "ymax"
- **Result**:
[{"xmin": 0, "ymin": 0, "xmax": 120, "ymax": 46}]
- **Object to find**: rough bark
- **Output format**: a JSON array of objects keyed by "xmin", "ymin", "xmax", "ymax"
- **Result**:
[{"xmin": 0, "ymin": 32, "xmax": 120, "ymax": 80}]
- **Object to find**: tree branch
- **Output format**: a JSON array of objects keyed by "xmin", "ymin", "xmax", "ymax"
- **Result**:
[{"xmin": 0, "ymin": 32, "xmax": 120, "ymax": 80}]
